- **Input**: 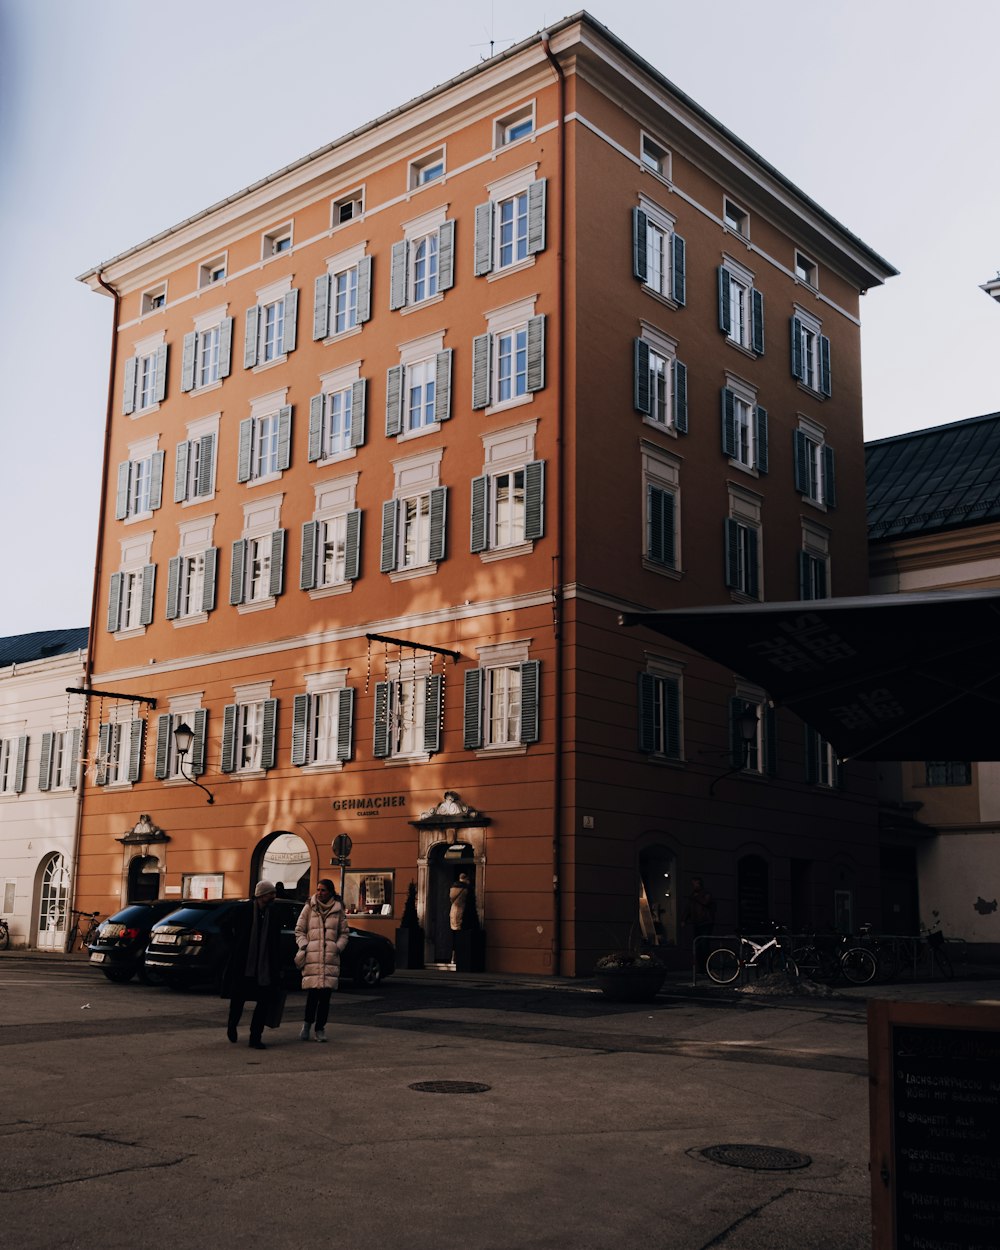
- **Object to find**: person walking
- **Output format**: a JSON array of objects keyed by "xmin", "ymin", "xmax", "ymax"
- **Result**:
[
  {"xmin": 295, "ymin": 878, "xmax": 350, "ymax": 1042},
  {"xmin": 224, "ymin": 880, "xmax": 282, "ymax": 1050}
]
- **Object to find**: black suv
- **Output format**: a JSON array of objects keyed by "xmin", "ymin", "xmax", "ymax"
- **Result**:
[{"xmin": 87, "ymin": 900, "xmax": 186, "ymax": 984}]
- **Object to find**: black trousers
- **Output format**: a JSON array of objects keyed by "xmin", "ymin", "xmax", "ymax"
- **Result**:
[
  {"xmin": 228, "ymin": 978, "xmax": 276, "ymax": 1041},
  {"xmin": 304, "ymin": 987, "xmax": 332, "ymax": 1029}
]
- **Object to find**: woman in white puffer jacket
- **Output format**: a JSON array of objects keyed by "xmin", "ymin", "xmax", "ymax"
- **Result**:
[{"xmin": 294, "ymin": 879, "xmax": 350, "ymax": 1041}]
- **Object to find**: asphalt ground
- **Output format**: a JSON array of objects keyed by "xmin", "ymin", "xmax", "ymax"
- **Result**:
[{"xmin": 1, "ymin": 952, "xmax": 998, "ymax": 1250}]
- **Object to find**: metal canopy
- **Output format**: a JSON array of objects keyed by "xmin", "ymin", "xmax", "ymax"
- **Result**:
[{"xmin": 620, "ymin": 588, "xmax": 1000, "ymax": 761}]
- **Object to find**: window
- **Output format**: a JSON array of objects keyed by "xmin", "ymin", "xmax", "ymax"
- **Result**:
[
  {"xmin": 343, "ymin": 871, "xmax": 395, "ymax": 917},
  {"xmin": 181, "ymin": 314, "xmax": 233, "ymax": 391},
  {"xmin": 153, "ymin": 709, "xmax": 207, "ymax": 780},
  {"xmin": 95, "ymin": 718, "xmax": 144, "ymax": 786},
  {"xmin": 0, "ymin": 736, "xmax": 27, "ymax": 795},
  {"xmin": 198, "ymin": 255, "xmax": 227, "ymax": 287},
  {"xmin": 332, "ymin": 189, "xmax": 364, "ymax": 226},
  {"xmin": 794, "ymin": 424, "xmax": 837, "ymax": 507},
  {"xmin": 721, "ymin": 383, "xmax": 767, "ymax": 471},
  {"xmin": 313, "ymin": 247, "xmax": 372, "ymax": 338},
  {"xmin": 475, "ymin": 173, "xmax": 546, "ymax": 276},
  {"xmin": 373, "ymin": 658, "xmax": 443, "ymax": 759},
  {"xmin": 463, "ymin": 646, "xmax": 541, "ymax": 750},
  {"xmin": 725, "ymin": 488, "xmax": 762, "ymax": 599},
  {"xmin": 292, "ymin": 680, "xmax": 354, "ymax": 767},
  {"xmin": 730, "ymin": 693, "xmax": 775, "ymax": 775},
  {"xmin": 495, "ymin": 104, "xmax": 535, "ymax": 147},
  {"xmin": 309, "ymin": 378, "xmax": 366, "ymax": 460},
  {"xmin": 238, "ymin": 400, "xmax": 292, "ymax": 483},
  {"xmin": 386, "ymin": 345, "xmax": 452, "ymax": 436},
  {"xmin": 470, "ymin": 421, "xmax": 543, "ymax": 558},
  {"xmin": 231, "ymin": 494, "xmax": 285, "ymax": 609},
  {"xmin": 790, "ymin": 311, "xmax": 831, "ymax": 396},
  {"xmin": 262, "ymin": 225, "xmax": 292, "ymax": 258},
  {"xmin": 642, "ymin": 446, "xmax": 681, "ymax": 574},
  {"xmin": 244, "ymin": 282, "xmax": 298, "ymax": 368},
  {"xmin": 141, "ymin": 284, "xmax": 166, "ymax": 315},
  {"xmin": 925, "ymin": 762, "xmax": 971, "ymax": 786},
  {"xmin": 641, "ymin": 135, "xmax": 669, "ymax": 177},
  {"xmin": 723, "ymin": 198, "xmax": 748, "ymax": 235},
  {"xmin": 300, "ymin": 472, "xmax": 362, "ymax": 593},
  {"xmin": 115, "ymin": 444, "xmax": 165, "ymax": 520},
  {"xmin": 805, "ymin": 727, "xmax": 840, "ymax": 787},
  {"xmin": 37, "ymin": 728, "xmax": 80, "ymax": 791},
  {"xmin": 473, "ymin": 311, "xmax": 546, "ymax": 410},
  {"xmin": 389, "ymin": 214, "xmax": 455, "ymax": 311},
  {"xmin": 221, "ymin": 691, "xmax": 277, "ymax": 774},
  {"xmin": 794, "ymin": 251, "xmax": 817, "ymax": 286},
  {"xmin": 380, "ymin": 488, "xmax": 445, "ymax": 573},
  {"xmin": 174, "ymin": 422, "xmax": 218, "ymax": 503},
  {"xmin": 409, "ymin": 148, "xmax": 445, "ymax": 188},
  {"xmin": 123, "ymin": 341, "xmax": 167, "ymax": 414},
  {"xmin": 633, "ymin": 202, "xmax": 685, "ymax": 304},
  {"xmin": 638, "ymin": 663, "xmax": 682, "ymax": 759},
  {"xmin": 634, "ymin": 335, "xmax": 687, "ymax": 432},
  {"xmin": 718, "ymin": 259, "xmax": 764, "ymax": 354},
  {"xmin": 166, "ymin": 547, "xmax": 218, "ymax": 621},
  {"xmin": 799, "ymin": 524, "xmax": 830, "ymax": 600},
  {"xmin": 108, "ymin": 532, "xmax": 156, "ymax": 633}
]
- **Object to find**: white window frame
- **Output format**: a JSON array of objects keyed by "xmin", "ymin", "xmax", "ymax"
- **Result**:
[
  {"xmin": 638, "ymin": 323, "xmax": 682, "ymax": 433},
  {"xmin": 314, "ymin": 362, "xmax": 363, "ymax": 464},
  {"xmin": 795, "ymin": 251, "xmax": 817, "ymax": 287},
  {"xmin": 141, "ymin": 284, "xmax": 166, "ymax": 315},
  {"xmin": 110, "ymin": 531, "xmax": 155, "ymax": 638},
  {"xmin": 796, "ymin": 417, "xmax": 832, "ymax": 507},
  {"xmin": 307, "ymin": 473, "xmax": 359, "ymax": 600},
  {"xmin": 0, "ymin": 738, "xmax": 19, "ymax": 795},
  {"xmin": 640, "ymin": 655, "xmax": 684, "ymax": 761},
  {"xmin": 642, "ymin": 443, "xmax": 682, "ymax": 577},
  {"xmin": 247, "ymin": 276, "xmax": 295, "ymax": 371},
  {"xmin": 724, "ymin": 257, "xmax": 754, "ymax": 350},
  {"xmin": 409, "ymin": 147, "xmax": 446, "ymax": 189},
  {"xmin": 476, "ymin": 420, "xmax": 540, "ymax": 562},
  {"xmin": 487, "ymin": 166, "xmax": 541, "ymax": 276},
  {"xmin": 726, "ymin": 486, "xmax": 763, "ymax": 601},
  {"xmin": 234, "ymin": 494, "xmax": 283, "ymax": 614},
  {"xmin": 480, "ymin": 296, "xmax": 541, "ymax": 416},
  {"xmin": 386, "ymin": 446, "xmax": 443, "ymax": 583},
  {"xmin": 300, "ymin": 670, "xmax": 350, "ymax": 769},
  {"xmin": 800, "ymin": 520, "xmax": 831, "ymax": 601},
  {"xmin": 198, "ymin": 254, "xmax": 227, "ymax": 288},
  {"xmin": 392, "ymin": 332, "xmax": 448, "ymax": 441},
  {"xmin": 382, "ymin": 655, "xmax": 433, "ymax": 760},
  {"xmin": 262, "ymin": 223, "xmax": 293, "ymax": 259},
  {"xmin": 722, "ymin": 372, "xmax": 766, "ymax": 474},
  {"xmin": 101, "ymin": 710, "xmax": 141, "ymax": 788},
  {"xmin": 176, "ymin": 413, "xmax": 219, "ymax": 506},
  {"xmin": 494, "ymin": 103, "xmax": 535, "ymax": 148},
  {"xmin": 640, "ymin": 198, "xmax": 677, "ymax": 301},
  {"xmin": 241, "ymin": 388, "xmax": 290, "ymax": 486},
  {"xmin": 734, "ymin": 682, "xmax": 767, "ymax": 775},
  {"xmin": 477, "ymin": 640, "xmax": 532, "ymax": 751},
  {"xmin": 640, "ymin": 133, "xmax": 671, "ymax": 180},
  {"xmin": 170, "ymin": 516, "xmax": 217, "ymax": 627},
  {"xmin": 723, "ymin": 197, "xmax": 749, "ymax": 237},
  {"xmin": 331, "ymin": 188, "xmax": 365, "ymax": 228}
]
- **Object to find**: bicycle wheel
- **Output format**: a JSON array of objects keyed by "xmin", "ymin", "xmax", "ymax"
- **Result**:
[
  {"xmin": 706, "ymin": 947, "xmax": 741, "ymax": 984},
  {"xmin": 841, "ymin": 947, "xmax": 878, "ymax": 985},
  {"xmin": 793, "ymin": 946, "xmax": 838, "ymax": 982},
  {"xmin": 0, "ymin": 922, "xmax": 9, "ymax": 951},
  {"xmin": 783, "ymin": 957, "xmax": 799, "ymax": 979}
]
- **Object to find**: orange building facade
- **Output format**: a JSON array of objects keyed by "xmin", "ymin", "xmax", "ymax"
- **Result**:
[{"xmin": 76, "ymin": 16, "xmax": 896, "ymax": 974}]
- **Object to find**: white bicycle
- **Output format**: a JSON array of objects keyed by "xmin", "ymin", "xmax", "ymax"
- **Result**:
[{"xmin": 705, "ymin": 924, "xmax": 798, "ymax": 984}]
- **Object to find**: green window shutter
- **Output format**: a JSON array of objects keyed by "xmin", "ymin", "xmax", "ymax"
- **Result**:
[
  {"xmin": 237, "ymin": 418, "xmax": 253, "ymax": 483},
  {"xmin": 764, "ymin": 704, "xmax": 777, "ymax": 776},
  {"xmin": 820, "ymin": 334, "xmax": 831, "ymax": 396},
  {"xmin": 190, "ymin": 708, "xmax": 208, "ymax": 775},
  {"xmin": 524, "ymin": 460, "xmax": 544, "ymax": 541},
  {"xmin": 755, "ymin": 407, "xmax": 768, "ymax": 473},
  {"xmin": 434, "ymin": 349, "xmax": 453, "ymax": 422},
  {"xmin": 747, "ymin": 528, "xmax": 760, "ymax": 599},
  {"xmin": 107, "ymin": 572, "xmax": 123, "ymax": 632},
  {"xmin": 380, "ymin": 500, "xmax": 398, "ymax": 572},
  {"xmin": 729, "ymin": 697, "xmax": 747, "ymax": 768},
  {"xmin": 229, "ymin": 539, "xmax": 246, "ymax": 605},
  {"xmin": 793, "ymin": 430, "xmax": 809, "ymax": 493},
  {"xmin": 674, "ymin": 360, "xmax": 688, "ymax": 433},
  {"xmin": 526, "ymin": 315, "xmax": 545, "ymax": 392},
  {"xmin": 115, "ymin": 461, "xmax": 131, "ymax": 520},
  {"xmin": 470, "ymin": 475, "xmax": 489, "ymax": 554},
  {"xmin": 149, "ymin": 450, "xmax": 165, "ymax": 511},
  {"xmin": 276, "ymin": 405, "xmax": 292, "ymax": 471},
  {"xmin": 198, "ymin": 432, "xmax": 216, "ymax": 496},
  {"xmin": 804, "ymin": 726, "xmax": 819, "ymax": 785},
  {"xmin": 269, "ymin": 529, "xmax": 285, "ymax": 598},
  {"xmin": 201, "ymin": 547, "xmax": 218, "ymax": 613},
  {"xmin": 428, "ymin": 486, "xmax": 447, "ymax": 563},
  {"xmin": 385, "ymin": 365, "xmax": 403, "ymax": 437},
  {"xmin": 38, "ymin": 732, "xmax": 53, "ymax": 791},
  {"xmin": 336, "ymin": 688, "xmax": 355, "ymax": 762},
  {"xmin": 474, "ymin": 201, "xmax": 494, "ymax": 275},
  {"xmin": 751, "ymin": 289, "xmax": 765, "ymax": 355},
  {"xmin": 357, "ymin": 256, "xmax": 372, "ymax": 324},
  {"xmin": 220, "ymin": 704, "xmax": 237, "ymax": 773},
  {"xmin": 373, "ymin": 682, "xmax": 391, "ymax": 758},
  {"xmin": 281, "ymin": 289, "xmax": 298, "ymax": 355},
  {"xmin": 123, "ymin": 356, "xmax": 137, "ymax": 415},
  {"xmin": 718, "ymin": 267, "xmax": 732, "ymax": 335},
  {"xmin": 823, "ymin": 446, "xmax": 837, "ymax": 508},
  {"xmin": 308, "ymin": 394, "xmax": 324, "ymax": 462},
  {"xmin": 438, "ymin": 221, "xmax": 455, "ymax": 291},
  {"xmin": 349, "ymin": 378, "xmax": 367, "ymax": 448},
  {"xmin": 68, "ymin": 727, "xmax": 81, "ymax": 790},
  {"xmin": 154, "ymin": 714, "xmax": 171, "ymax": 779},
  {"xmin": 244, "ymin": 305, "xmax": 259, "ymax": 368},
  {"xmin": 313, "ymin": 273, "xmax": 331, "ymax": 340},
  {"xmin": 637, "ymin": 673, "xmax": 657, "ymax": 754},
  {"xmin": 463, "ymin": 670, "xmax": 483, "ymax": 749},
  {"xmin": 634, "ymin": 339, "xmax": 651, "ymax": 414},
  {"xmin": 261, "ymin": 698, "xmax": 278, "ymax": 771},
  {"xmin": 96, "ymin": 724, "xmax": 112, "ymax": 786},
  {"xmin": 648, "ymin": 485, "xmax": 675, "ymax": 567},
  {"xmin": 724, "ymin": 518, "xmax": 740, "ymax": 590},
  {"xmin": 798, "ymin": 550, "xmax": 811, "ymax": 600},
  {"xmin": 663, "ymin": 677, "xmax": 681, "ymax": 758},
  {"xmin": 218, "ymin": 317, "xmax": 233, "ymax": 378},
  {"xmin": 291, "ymin": 693, "xmax": 310, "ymax": 766},
  {"xmin": 632, "ymin": 207, "xmax": 648, "ymax": 281},
  {"xmin": 154, "ymin": 343, "xmax": 168, "ymax": 403},
  {"xmin": 423, "ymin": 674, "xmax": 443, "ymax": 754},
  {"xmin": 139, "ymin": 564, "xmax": 156, "ymax": 626},
  {"xmin": 721, "ymin": 388, "xmax": 736, "ymax": 458},
  {"xmin": 344, "ymin": 510, "xmax": 361, "ymax": 581},
  {"xmin": 519, "ymin": 660, "xmax": 541, "ymax": 744},
  {"xmin": 671, "ymin": 233, "xmax": 686, "ymax": 305},
  {"xmin": 300, "ymin": 521, "xmax": 318, "ymax": 591},
  {"xmin": 174, "ymin": 441, "xmax": 190, "ymax": 503},
  {"xmin": 790, "ymin": 317, "xmax": 803, "ymax": 380},
  {"xmin": 166, "ymin": 556, "xmax": 182, "ymax": 620},
  {"xmin": 472, "ymin": 333, "xmax": 491, "ymax": 409},
  {"xmin": 527, "ymin": 179, "xmax": 546, "ymax": 254},
  {"xmin": 389, "ymin": 240, "xmax": 408, "ymax": 310},
  {"xmin": 13, "ymin": 736, "xmax": 28, "ymax": 793},
  {"xmin": 181, "ymin": 332, "xmax": 197, "ymax": 392},
  {"xmin": 127, "ymin": 718, "xmax": 144, "ymax": 782}
]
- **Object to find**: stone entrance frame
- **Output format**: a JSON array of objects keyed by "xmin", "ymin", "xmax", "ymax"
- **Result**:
[{"xmin": 411, "ymin": 791, "xmax": 490, "ymax": 962}]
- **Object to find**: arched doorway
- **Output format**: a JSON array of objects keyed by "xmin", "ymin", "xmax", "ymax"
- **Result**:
[
  {"xmin": 36, "ymin": 853, "xmax": 69, "ymax": 951},
  {"xmin": 639, "ymin": 844, "xmax": 677, "ymax": 946},
  {"xmin": 254, "ymin": 831, "xmax": 312, "ymax": 900},
  {"xmin": 127, "ymin": 855, "xmax": 160, "ymax": 902},
  {"xmin": 427, "ymin": 843, "xmax": 478, "ymax": 964},
  {"xmin": 737, "ymin": 855, "xmax": 770, "ymax": 933}
]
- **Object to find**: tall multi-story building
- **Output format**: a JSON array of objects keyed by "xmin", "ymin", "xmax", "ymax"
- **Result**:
[{"xmin": 75, "ymin": 14, "xmax": 895, "ymax": 974}]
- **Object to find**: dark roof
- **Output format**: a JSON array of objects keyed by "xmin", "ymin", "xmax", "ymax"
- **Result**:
[
  {"xmin": 0, "ymin": 628, "xmax": 88, "ymax": 668},
  {"xmin": 866, "ymin": 412, "xmax": 1000, "ymax": 540}
]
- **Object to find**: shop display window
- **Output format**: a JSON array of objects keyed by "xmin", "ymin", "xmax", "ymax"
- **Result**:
[{"xmin": 343, "ymin": 870, "xmax": 394, "ymax": 917}]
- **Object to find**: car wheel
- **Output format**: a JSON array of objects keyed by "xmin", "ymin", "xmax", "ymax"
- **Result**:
[
  {"xmin": 354, "ymin": 954, "xmax": 384, "ymax": 988},
  {"xmin": 102, "ymin": 967, "xmax": 136, "ymax": 984},
  {"xmin": 138, "ymin": 963, "xmax": 165, "ymax": 987}
]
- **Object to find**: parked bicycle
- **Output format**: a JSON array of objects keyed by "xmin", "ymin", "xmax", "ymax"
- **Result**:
[
  {"xmin": 706, "ymin": 923, "xmax": 798, "ymax": 984},
  {"xmin": 0, "ymin": 915, "xmax": 9, "ymax": 950},
  {"xmin": 66, "ymin": 909, "xmax": 100, "ymax": 954},
  {"xmin": 792, "ymin": 930, "xmax": 879, "ymax": 985}
]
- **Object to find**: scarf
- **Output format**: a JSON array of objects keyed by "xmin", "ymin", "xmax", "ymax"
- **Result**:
[{"xmin": 245, "ymin": 901, "xmax": 272, "ymax": 985}]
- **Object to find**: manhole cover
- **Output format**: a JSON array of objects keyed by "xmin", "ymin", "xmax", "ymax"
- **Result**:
[
  {"xmin": 408, "ymin": 1080, "xmax": 492, "ymax": 1094},
  {"xmin": 701, "ymin": 1144, "xmax": 812, "ymax": 1171}
]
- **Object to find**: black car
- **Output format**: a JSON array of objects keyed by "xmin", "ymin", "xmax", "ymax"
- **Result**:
[
  {"xmin": 87, "ymin": 900, "xmax": 185, "ymax": 984},
  {"xmin": 144, "ymin": 898, "xmax": 395, "ymax": 990}
]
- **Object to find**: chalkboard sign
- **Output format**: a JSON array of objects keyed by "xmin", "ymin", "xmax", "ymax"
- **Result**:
[{"xmin": 869, "ymin": 1002, "xmax": 1000, "ymax": 1250}]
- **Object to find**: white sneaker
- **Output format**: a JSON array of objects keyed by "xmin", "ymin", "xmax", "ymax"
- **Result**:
[
  {"xmin": 299, "ymin": 1023, "xmax": 311, "ymax": 1041},
  {"xmin": 315, "ymin": 1028, "xmax": 327, "ymax": 1043}
]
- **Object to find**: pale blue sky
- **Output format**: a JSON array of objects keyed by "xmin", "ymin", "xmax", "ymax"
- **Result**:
[{"xmin": 2, "ymin": 0, "xmax": 998, "ymax": 635}]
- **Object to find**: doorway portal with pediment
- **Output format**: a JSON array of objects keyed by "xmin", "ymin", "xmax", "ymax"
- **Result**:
[{"xmin": 412, "ymin": 792, "xmax": 489, "ymax": 969}]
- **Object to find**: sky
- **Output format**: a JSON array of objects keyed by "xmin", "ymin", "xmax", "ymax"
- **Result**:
[{"xmin": 2, "ymin": 0, "xmax": 999, "ymax": 637}]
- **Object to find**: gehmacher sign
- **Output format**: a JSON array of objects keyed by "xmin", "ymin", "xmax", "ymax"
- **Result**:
[{"xmin": 331, "ymin": 794, "xmax": 407, "ymax": 816}]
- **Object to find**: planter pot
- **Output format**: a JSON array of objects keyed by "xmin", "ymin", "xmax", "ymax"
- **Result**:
[
  {"xmin": 395, "ymin": 926, "xmax": 425, "ymax": 970},
  {"xmin": 594, "ymin": 964, "xmax": 667, "ymax": 1002},
  {"xmin": 453, "ymin": 928, "xmax": 486, "ymax": 973}
]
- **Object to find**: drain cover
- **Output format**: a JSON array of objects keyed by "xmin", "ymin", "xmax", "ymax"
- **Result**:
[
  {"xmin": 408, "ymin": 1080, "xmax": 491, "ymax": 1094},
  {"xmin": 701, "ymin": 1144, "xmax": 812, "ymax": 1171}
]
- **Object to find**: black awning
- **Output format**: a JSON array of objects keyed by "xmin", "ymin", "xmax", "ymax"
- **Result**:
[{"xmin": 621, "ymin": 589, "xmax": 1000, "ymax": 761}]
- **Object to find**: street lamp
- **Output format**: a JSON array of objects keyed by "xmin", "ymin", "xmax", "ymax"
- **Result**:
[
  {"xmin": 709, "ymin": 705, "xmax": 759, "ymax": 796},
  {"xmin": 174, "ymin": 723, "xmax": 215, "ymax": 804}
]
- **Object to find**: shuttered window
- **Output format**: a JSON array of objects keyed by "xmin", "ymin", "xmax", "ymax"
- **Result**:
[
  {"xmin": 237, "ymin": 407, "xmax": 292, "ymax": 483},
  {"xmin": 389, "ymin": 223, "xmax": 455, "ymax": 310},
  {"xmin": 470, "ymin": 461, "xmax": 544, "ymax": 554},
  {"xmin": 720, "ymin": 388, "xmax": 767, "ymax": 472},
  {"xmin": 230, "ymin": 530, "xmax": 285, "ymax": 605},
  {"xmin": 718, "ymin": 265, "xmax": 764, "ymax": 355},
  {"xmin": 372, "ymin": 675, "xmax": 443, "ymax": 758},
  {"xmin": 632, "ymin": 208, "xmax": 685, "ymax": 305},
  {"xmin": 308, "ymin": 381, "xmax": 366, "ymax": 460},
  {"xmin": 724, "ymin": 518, "xmax": 760, "ymax": 599},
  {"xmin": 313, "ymin": 258, "xmax": 372, "ymax": 339},
  {"xmin": 463, "ymin": 661, "xmax": 540, "ymax": 749},
  {"xmin": 123, "ymin": 344, "xmax": 167, "ymax": 414},
  {"xmin": 638, "ymin": 673, "xmax": 681, "ymax": 759},
  {"xmin": 380, "ymin": 488, "xmax": 447, "ymax": 572},
  {"xmin": 472, "ymin": 317, "xmax": 545, "ymax": 410},
  {"xmin": 221, "ymin": 700, "xmax": 278, "ymax": 773},
  {"xmin": 291, "ymin": 689, "xmax": 355, "ymax": 766},
  {"xmin": 244, "ymin": 289, "xmax": 298, "ymax": 367},
  {"xmin": 794, "ymin": 430, "xmax": 837, "ymax": 507},
  {"xmin": 634, "ymin": 339, "xmax": 687, "ymax": 433},
  {"xmin": 474, "ymin": 179, "xmax": 546, "ymax": 276},
  {"xmin": 790, "ymin": 316, "xmax": 832, "ymax": 397}
]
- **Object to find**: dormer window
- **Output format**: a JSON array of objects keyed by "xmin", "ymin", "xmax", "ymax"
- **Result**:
[
  {"xmin": 409, "ymin": 149, "xmax": 445, "ymax": 189},
  {"xmin": 141, "ymin": 284, "xmax": 167, "ymax": 315},
  {"xmin": 199, "ymin": 255, "xmax": 227, "ymax": 288},
  {"xmin": 724, "ymin": 198, "xmax": 748, "ymax": 236},
  {"xmin": 262, "ymin": 225, "xmax": 293, "ymax": 259}
]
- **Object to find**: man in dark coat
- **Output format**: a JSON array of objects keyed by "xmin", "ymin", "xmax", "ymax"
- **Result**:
[{"xmin": 224, "ymin": 880, "xmax": 282, "ymax": 1050}]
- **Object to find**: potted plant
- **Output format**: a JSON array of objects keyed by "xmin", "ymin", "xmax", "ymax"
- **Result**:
[
  {"xmin": 394, "ymin": 881, "xmax": 425, "ymax": 970},
  {"xmin": 594, "ymin": 948, "xmax": 667, "ymax": 1002}
]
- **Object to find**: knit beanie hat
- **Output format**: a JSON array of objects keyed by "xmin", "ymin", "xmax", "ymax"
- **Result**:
[{"xmin": 254, "ymin": 880, "xmax": 276, "ymax": 897}]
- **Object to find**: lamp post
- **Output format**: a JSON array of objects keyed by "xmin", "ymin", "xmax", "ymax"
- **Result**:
[
  {"xmin": 709, "ymin": 705, "xmax": 760, "ymax": 796},
  {"xmin": 174, "ymin": 723, "xmax": 215, "ymax": 804}
]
